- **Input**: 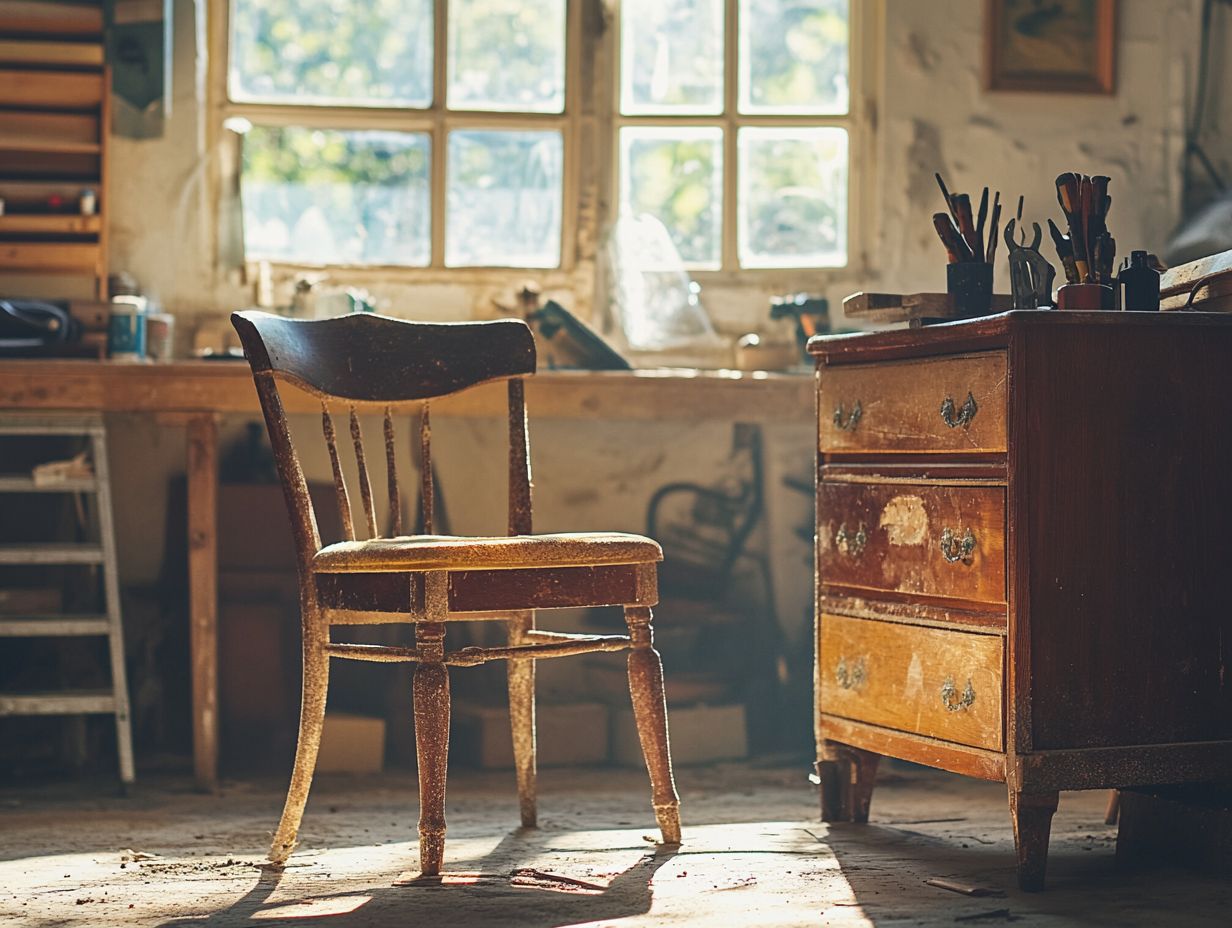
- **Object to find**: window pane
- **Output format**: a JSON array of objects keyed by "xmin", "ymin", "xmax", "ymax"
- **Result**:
[
  {"xmin": 739, "ymin": 0, "xmax": 849, "ymax": 114},
  {"xmin": 738, "ymin": 127, "xmax": 847, "ymax": 268},
  {"xmin": 446, "ymin": 130, "xmax": 563, "ymax": 267},
  {"xmin": 229, "ymin": 0, "xmax": 433, "ymax": 107},
  {"xmin": 448, "ymin": 0, "xmax": 565, "ymax": 112},
  {"xmin": 621, "ymin": 0, "xmax": 723, "ymax": 114},
  {"xmin": 242, "ymin": 127, "xmax": 430, "ymax": 266},
  {"xmin": 620, "ymin": 127, "xmax": 722, "ymax": 268}
]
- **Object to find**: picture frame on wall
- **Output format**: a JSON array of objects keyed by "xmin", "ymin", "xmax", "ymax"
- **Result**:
[{"xmin": 985, "ymin": 0, "xmax": 1117, "ymax": 94}]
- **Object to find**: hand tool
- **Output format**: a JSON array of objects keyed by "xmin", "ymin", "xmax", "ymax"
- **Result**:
[
  {"xmin": 986, "ymin": 191, "xmax": 1003, "ymax": 266},
  {"xmin": 935, "ymin": 172, "xmax": 962, "ymax": 229},
  {"xmin": 1047, "ymin": 218, "xmax": 1079, "ymax": 284},
  {"xmin": 1004, "ymin": 218, "xmax": 1056, "ymax": 310},
  {"xmin": 1056, "ymin": 173, "xmax": 1089, "ymax": 282}
]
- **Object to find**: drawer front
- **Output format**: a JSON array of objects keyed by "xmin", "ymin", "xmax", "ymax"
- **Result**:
[
  {"xmin": 818, "ymin": 480, "xmax": 1006, "ymax": 605},
  {"xmin": 819, "ymin": 613, "xmax": 1004, "ymax": 750},
  {"xmin": 819, "ymin": 353, "xmax": 1007, "ymax": 454}
]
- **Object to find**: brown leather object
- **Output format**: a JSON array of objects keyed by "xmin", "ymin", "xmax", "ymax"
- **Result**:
[{"xmin": 314, "ymin": 532, "xmax": 663, "ymax": 573}]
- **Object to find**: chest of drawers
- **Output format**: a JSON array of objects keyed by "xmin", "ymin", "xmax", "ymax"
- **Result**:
[{"xmin": 808, "ymin": 311, "xmax": 1232, "ymax": 890}]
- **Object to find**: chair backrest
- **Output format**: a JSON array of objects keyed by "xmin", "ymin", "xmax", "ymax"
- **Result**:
[{"xmin": 231, "ymin": 311, "xmax": 537, "ymax": 571}]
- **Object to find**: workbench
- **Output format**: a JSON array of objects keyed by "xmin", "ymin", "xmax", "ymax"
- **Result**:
[{"xmin": 0, "ymin": 358, "xmax": 812, "ymax": 789}]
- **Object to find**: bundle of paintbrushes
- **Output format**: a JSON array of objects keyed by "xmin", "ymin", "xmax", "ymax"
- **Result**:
[
  {"xmin": 931, "ymin": 173, "xmax": 1002, "ymax": 267},
  {"xmin": 1048, "ymin": 172, "xmax": 1115, "ymax": 286}
]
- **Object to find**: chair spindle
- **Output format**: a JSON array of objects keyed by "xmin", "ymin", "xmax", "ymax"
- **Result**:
[
  {"xmin": 508, "ymin": 379, "xmax": 532, "ymax": 535},
  {"xmin": 420, "ymin": 403, "xmax": 434, "ymax": 534},
  {"xmin": 383, "ymin": 407, "xmax": 402, "ymax": 537},
  {"xmin": 350, "ymin": 407, "xmax": 379, "ymax": 539},
  {"xmin": 321, "ymin": 402, "xmax": 355, "ymax": 541}
]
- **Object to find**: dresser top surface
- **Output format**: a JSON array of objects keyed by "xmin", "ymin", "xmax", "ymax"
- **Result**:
[{"xmin": 808, "ymin": 310, "xmax": 1232, "ymax": 365}]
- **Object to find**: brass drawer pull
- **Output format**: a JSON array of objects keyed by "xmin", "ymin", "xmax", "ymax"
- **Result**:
[
  {"xmin": 836, "ymin": 657, "xmax": 866, "ymax": 690},
  {"xmin": 940, "ymin": 391, "xmax": 978, "ymax": 429},
  {"xmin": 940, "ymin": 527, "xmax": 976, "ymax": 563},
  {"xmin": 833, "ymin": 400, "xmax": 862, "ymax": 431},
  {"xmin": 940, "ymin": 676, "xmax": 976, "ymax": 711},
  {"xmin": 835, "ymin": 521, "xmax": 867, "ymax": 558}
]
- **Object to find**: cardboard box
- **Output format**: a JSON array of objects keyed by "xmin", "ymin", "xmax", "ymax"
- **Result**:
[
  {"xmin": 611, "ymin": 702, "xmax": 747, "ymax": 767},
  {"xmin": 316, "ymin": 712, "xmax": 386, "ymax": 774},
  {"xmin": 452, "ymin": 701, "xmax": 609, "ymax": 769}
]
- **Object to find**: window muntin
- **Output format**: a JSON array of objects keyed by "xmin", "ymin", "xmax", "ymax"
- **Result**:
[{"xmin": 617, "ymin": 0, "xmax": 852, "ymax": 272}]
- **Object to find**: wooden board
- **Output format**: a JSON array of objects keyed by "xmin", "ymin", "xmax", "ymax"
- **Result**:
[
  {"xmin": 0, "ymin": 69, "xmax": 103, "ymax": 108},
  {"xmin": 818, "ymin": 352, "xmax": 1008, "ymax": 455},
  {"xmin": 818, "ymin": 478, "xmax": 1007, "ymax": 607},
  {"xmin": 1160, "ymin": 250, "xmax": 1232, "ymax": 311},
  {"xmin": 0, "ymin": 214, "xmax": 100, "ymax": 234},
  {"xmin": 0, "ymin": 241, "xmax": 99, "ymax": 270},
  {"xmin": 819, "ymin": 612, "xmax": 1005, "ymax": 750},
  {"xmin": 0, "ymin": 111, "xmax": 101, "ymax": 150},
  {"xmin": 0, "ymin": 2, "xmax": 103, "ymax": 36},
  {"xmin": 0, "ymin": 38, "xmax": 103, "ymax": 65},
  {"xmin": 843, "ymin": 291, "xmax": 1013, "ymax": 324}
]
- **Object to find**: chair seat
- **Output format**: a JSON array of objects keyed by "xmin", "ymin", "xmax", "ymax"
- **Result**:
[{"xmin": 313, "ymin": 532, "xmax": 663, "ymax": 574}]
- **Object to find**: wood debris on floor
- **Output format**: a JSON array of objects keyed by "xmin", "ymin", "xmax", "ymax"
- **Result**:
[{"xmin": 0, "ymin": 762, "xmax": 1229, "ymax": 927}]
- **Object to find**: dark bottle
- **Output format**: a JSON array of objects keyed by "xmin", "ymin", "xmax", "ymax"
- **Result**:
[{"xmin": 1118, "ymin": 250, "xmax": 1160, "ymax": 311}]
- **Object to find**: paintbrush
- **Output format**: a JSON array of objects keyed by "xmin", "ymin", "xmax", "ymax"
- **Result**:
[
  {"xmin": 985, "ymin": 191, "xmax": 1003, "ymax": 266},
  {"xmin": 1048, "ymin": 218, "xmax": 1079, "ymax": 284},
  {"xmin": 952, "ymin": 193, "xmax": 981, "ymax": 261},
  {"xmin": 932, "ymin": 212, "xmax": 970, "ymax": 264},
  {"xmin": 935, "ymin": 172, "xmax": 963, "ymax": 229},
  {"xmin": 974, "ymin": 187, "xmax": 989, "ymax": 263}
]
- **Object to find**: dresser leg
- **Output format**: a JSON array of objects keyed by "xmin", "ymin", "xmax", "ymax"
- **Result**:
[
  {"xmin": 1009, "ymin": 789, "xmax": 1059, "ymax": 892},
  {"xmin": 819, "ymin": 742, "xmax": 879, "ymax": 823}
]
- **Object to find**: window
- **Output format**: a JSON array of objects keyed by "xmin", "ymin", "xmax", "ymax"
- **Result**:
[
  {"xmin": 223, "ymin": 0, "xmax": 570, "ymax": 269},
  {"xmin": 617, "ymin": 0, "xmax": 852, "ymax": 271}
]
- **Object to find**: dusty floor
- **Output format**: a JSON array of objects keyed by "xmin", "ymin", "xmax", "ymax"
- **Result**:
[{"xmin": 0, "ymin": 760, "xmax": 1228, "ymax": 927}]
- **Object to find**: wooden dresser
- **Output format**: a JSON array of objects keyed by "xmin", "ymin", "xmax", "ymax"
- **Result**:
[{"xmin": 808, "ymin": 311, "xmax": 1232, "ymax": 890}]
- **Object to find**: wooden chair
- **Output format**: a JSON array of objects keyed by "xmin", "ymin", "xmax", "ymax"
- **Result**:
[{"xmin": 230, "ymin": 311, "xmax": 681, "ymax": 876}]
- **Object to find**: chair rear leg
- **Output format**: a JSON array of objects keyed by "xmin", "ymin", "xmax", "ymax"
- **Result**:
[
  {"xmin": 506, "ymin": 611, "xmax": 537, "ymax": 827},
  {"xmin": 624, "ymin": 605, "xmax": 681, "ymax": 844},
  {"xmin": 414, "ymin": 622, "xmax": 450, "ymax": 875},
  {"xmin": 270, "ymin": 643, "xmax": 329, "ymax": 864}
]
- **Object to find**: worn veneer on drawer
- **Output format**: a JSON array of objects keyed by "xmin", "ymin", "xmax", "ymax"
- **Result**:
[
  {"xmin": 818, "ymin": 353, "xmax": 1007, "ymax": 454},
  {"xmin": 819, "ymin": 613, "xmax": 1004, "ymax": 750},
  {"xmin": 817, "ymin": 478, "xmax": 1006, "ymax": 606}
]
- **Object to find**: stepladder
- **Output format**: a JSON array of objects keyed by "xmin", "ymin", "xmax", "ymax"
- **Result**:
[{"xmin": 0, "ymin": 414, "xmax": 134, "ymax": 785}]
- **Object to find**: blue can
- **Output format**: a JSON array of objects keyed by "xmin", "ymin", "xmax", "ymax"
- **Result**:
[{"xmin": 108, "ymin": 298, "xmax": 147, "ymax": 361}]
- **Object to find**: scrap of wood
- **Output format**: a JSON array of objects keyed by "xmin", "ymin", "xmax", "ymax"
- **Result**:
[
  {"xmin": 955, "ymin": 908, "xmax": 1018, "ymax": 923},
  {"xmin": 509, "ymin": 868, "xmax": 606, "ymax": 893},
  {"xmin": 924, "ymin": 877, "xmax": 1005, "ymax": 897}
]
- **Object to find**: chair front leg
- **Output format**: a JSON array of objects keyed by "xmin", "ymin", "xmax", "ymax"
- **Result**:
[
  {"xmin": 414, "ymin": 621, "xmax": 450, "ymax": 876},
  {"xmin": 506, "ymin": 610, "xmax": 537, "ymax": 827},
  {"xmin": 270, "ymin": 617, "xmax": 330, "ymax": 865},
  {"xmin": 624, "ymin": 605, "xmax": 682, "ymax": 845}
]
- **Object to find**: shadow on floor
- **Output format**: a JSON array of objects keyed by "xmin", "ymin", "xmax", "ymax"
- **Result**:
[{"xmin": 157, "ymin": 827, "xmax": 677, "ymax": 928}]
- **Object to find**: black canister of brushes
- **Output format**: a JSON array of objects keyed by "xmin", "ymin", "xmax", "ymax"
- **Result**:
[
  {"xmin": 947, "ymin": 262, "xmax": 994, "ymax": 318},
  {"xmin": 1118, "ymin": 250, "xmax": 1161, "ymax": 311}
]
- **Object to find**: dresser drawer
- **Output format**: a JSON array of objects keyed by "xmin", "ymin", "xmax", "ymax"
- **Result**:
[
  {"xmin": 818, "ymin": 480, "xmax": 1006, "ymax": 605},
  {"xmin": 819, "ymin": 613, "xmax": 1004, "ymax": 750},
  {"xmin": 819, "ymin": 353, "xmax": 1007, "ymax": 454}
]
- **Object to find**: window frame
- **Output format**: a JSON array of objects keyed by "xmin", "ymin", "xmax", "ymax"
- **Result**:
[
  {"xmin": 208, "ymin": 0, "xmax": 583, "ymax": 276},
  {"xmin": 610, "ymin": 0, "xmax": 875, "ymax": 285}
]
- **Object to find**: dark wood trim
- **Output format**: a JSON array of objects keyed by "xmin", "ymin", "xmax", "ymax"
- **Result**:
[
  {"xmin": 1013, "ymin": 741, "xmax": 1232, "ymax": 792},
  {"xmin": 820, "ymin": 593, "xmax": 1007, "ymax": 633},
  {"xmin": 820, "ymin": 717, "xmax": 1006, "ymax": 782},
  {"xmin": 821, "ymin": 462, "xmax": 1007, "ymax": 483}
]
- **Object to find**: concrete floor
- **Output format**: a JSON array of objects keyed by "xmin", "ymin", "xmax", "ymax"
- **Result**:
[{"xmin": 0, "ymin": 761, "xmax": 1228, "ymax": 927}]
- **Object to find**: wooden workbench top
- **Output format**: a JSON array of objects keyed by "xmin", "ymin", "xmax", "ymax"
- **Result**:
[{"xmin": 0, "ymin": 359, "xmax": 813, "ymax": 421}]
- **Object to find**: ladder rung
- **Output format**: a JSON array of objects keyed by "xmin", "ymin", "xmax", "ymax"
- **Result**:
[
  {"xmin": 0, "ymin": 690, "xmax": 116, "ymax": 716},
  {"xmin": 0, "ymin": 614, "xmax": 110, "ymax": 636},
  {"xmin": 0, "ymin": 544, "xmax": 105, "ymax": 565},
  {"xmin": 0, "ymin": 417, "xmax": 104, "ymax": 436},
  {"xmin": 0, "ymin": 475, "xmax": 97, "ymax": 493}
]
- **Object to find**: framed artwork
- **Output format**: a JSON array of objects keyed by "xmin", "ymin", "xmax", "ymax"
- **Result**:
[{"xmin": 985, "ymin": 0, "xmax": 1117, "ymax": 94}]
